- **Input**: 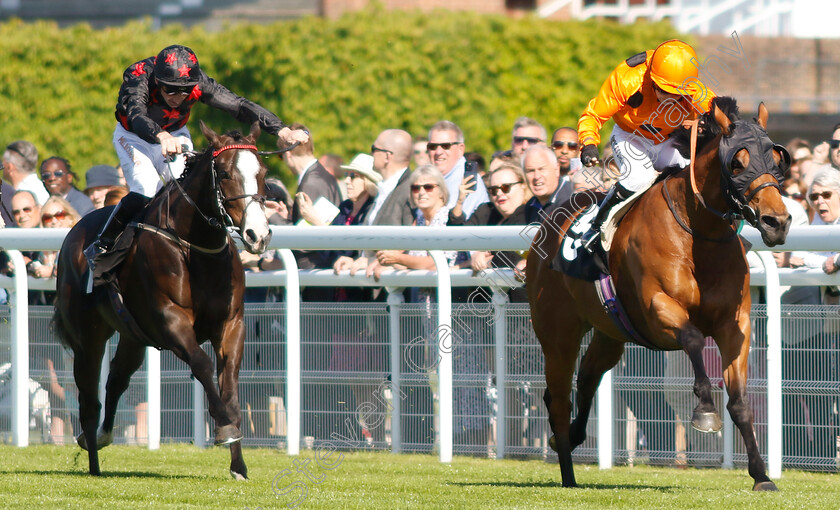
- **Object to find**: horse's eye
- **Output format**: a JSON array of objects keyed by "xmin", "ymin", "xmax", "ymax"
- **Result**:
[
  {"xmin": 218, "ymin": 170, "xmax": 231, "ymax": 180},
  {"xmin": 731, "ymin": 159, "xmax": 744, "ymax": 170}
]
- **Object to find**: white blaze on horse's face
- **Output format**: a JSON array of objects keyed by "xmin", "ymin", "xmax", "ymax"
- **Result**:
[{"xmin": 236, "ymin": 151, "xmax": 272, "ymax": 253}]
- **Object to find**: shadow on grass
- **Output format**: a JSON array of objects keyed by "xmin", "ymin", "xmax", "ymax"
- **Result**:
[
  {"xmin": 2, "ymin": 469, "xmax": 211, "ymax": 480},
  {"xmin": 452, "ymin": 481, "xmax": 678, "ymax": 491}
]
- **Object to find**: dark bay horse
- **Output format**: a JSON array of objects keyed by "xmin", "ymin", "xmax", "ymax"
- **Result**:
[
  {"xmin": 527, "ymin": 97, "xmax": 791, "ymax": 491},
  {"xmin": 54, "ymin": 122, "xmax": 272, "ymax": 479}
]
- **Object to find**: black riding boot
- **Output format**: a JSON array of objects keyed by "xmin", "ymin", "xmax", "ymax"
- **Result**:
[
  {"xmin": 581, "ymin": 183, "xmax": 633, "ymax": 252},
  {"xmin": 83, "ymin": 192, "xmax": 150, "ymax": 271}
]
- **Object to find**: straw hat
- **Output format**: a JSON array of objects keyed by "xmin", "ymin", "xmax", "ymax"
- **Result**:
[{"xmin": 340, "ymin": 154, "xmax": 382, "ymax": 183}]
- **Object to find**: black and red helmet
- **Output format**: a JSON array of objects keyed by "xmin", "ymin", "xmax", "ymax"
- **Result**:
[{"xmin": 153, "ymin": 44, "xmax": 200, "ymax": 87}]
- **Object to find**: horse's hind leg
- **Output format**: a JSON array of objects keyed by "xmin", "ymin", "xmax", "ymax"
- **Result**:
[
  {"xmin": 570, "ymin": 331, "xmax": 625, "ymax": 448},
  {"xmin": 716, "ymin": 320, "xmax": 776, "ymax": 491},
  {"xmin": 539, "ymin": 318, "xmax": 588, "ymax": 488},
  {"xmin": 72, "ymin": 339, "xmax": 107, "ymax": 475},
  {"xmin": 99, "ymin": 337, "xmax": 147, "ymax": 448}
]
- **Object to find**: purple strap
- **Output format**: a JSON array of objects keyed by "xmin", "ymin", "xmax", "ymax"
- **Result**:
[{"xmin": 597, "ymin": 273, "xmax": 661, "ymax": 350}]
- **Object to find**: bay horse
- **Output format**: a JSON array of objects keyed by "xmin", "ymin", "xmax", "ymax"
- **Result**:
[
  {"xmin": 527, "ymin": 97, "xmax": 790, "ymax": 491},
  {"xmin": 54, "ymin": 122, "xmax": 272, "ymax": 479}
]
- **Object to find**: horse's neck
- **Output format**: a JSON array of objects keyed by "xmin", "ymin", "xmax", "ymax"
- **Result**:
[
  {"xmin": 680, "ymin": 136, "xmax": 733, "ymax": 231},
  {"xmin": 160, "ymin": 169, "xmax": 226, "ymax": 243}
]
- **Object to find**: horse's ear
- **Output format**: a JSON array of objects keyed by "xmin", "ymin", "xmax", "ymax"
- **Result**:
[
  {"xmin": 200, "ymin": 121, "xmax": 220, "ymax": 146},
  {"xmin": 756, "ymin": 102, "xmax": 769, "ymax": 129},
  {"xmin": 713, "ymin": 103, "xmax": 731, "ymax": 136},
  {"xmin": 248, "ymin": 121, "xmax": 261, "ymax": 143}
]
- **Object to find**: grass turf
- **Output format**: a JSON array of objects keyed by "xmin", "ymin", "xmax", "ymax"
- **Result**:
[{"xmin": 0, "ymin": 444, "xmax": 837, "ymax": 509}]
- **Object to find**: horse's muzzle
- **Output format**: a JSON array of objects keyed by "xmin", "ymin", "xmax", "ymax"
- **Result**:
[
  {"xmin": 758, "ymin": 212, "xmax": 791, "ymax": 247},
  {"xmin": 242, "ymin": 228, "xmax": 271, "ymax": 254}
]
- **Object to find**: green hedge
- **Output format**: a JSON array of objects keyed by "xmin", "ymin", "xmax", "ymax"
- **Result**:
[{"xmin": 0, "ymin": 7, "xmax": 680, "ymax": 189}]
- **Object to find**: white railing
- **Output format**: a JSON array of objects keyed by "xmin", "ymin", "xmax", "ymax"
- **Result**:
[{"xmin": 2, "ymin": 225, "xmax": 840, "ymax": 476}]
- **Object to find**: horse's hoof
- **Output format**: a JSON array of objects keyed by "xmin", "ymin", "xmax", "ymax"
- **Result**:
[
  {"xmin": 214, "ymin": 425, "xmax": 243, "ymax": 446},
  {"xmin": 230, "ymin": 469, "xmax": 248, "ymax": 481},
  {"xmin": 548, "ymin": 435, "xmax": 557, "ymax": 452},
  {"xmin": 691, "ymin": 411, "xmax": 722, "ymax": 433},
  {"xmin": 77, "ymin": 433, "xmax": 90, "ymax": 451},
  {"xmin": 753, "ymin": 480, "xmax": 779, "ymax": 491},
  {"xmin": 97, "ymin": 431, "xmax": 114, "ymax": 450}
]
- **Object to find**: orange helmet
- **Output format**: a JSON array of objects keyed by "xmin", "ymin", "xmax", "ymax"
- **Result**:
[{"xmin": 649, "ymin": 40, "xmax": 698, "ymax": 94}]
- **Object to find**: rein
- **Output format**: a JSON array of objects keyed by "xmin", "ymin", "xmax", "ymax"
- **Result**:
[
  {"xmin": 688, "ymin": 120, "xmax": 732, "ymax": 221},
  {"xmin": 161, "ymin": 138, "xmax": 300, "ymax": 249},
  {"xmin": 660, "ymin": 119, "xmax": 737, "ymax": 242}
]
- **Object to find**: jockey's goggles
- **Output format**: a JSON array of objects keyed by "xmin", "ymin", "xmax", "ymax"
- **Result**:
[{"xmin": 161, "ymin": 84, "xmax": 193, "ymax": 96}]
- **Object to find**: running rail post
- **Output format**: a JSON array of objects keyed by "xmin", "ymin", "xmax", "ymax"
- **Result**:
[
  {"xmin": 147, "ymin": 347, "xmax": 161, "ymax": 450},
  {"xmin": 277, "ymin": 249, "xmax": 301, "ymax": 456},
  {"xmin": 386, "ymin": 288, "xmax": 404, "ymax": 454},
  {"xmin": 8, "ymin": 250, "xmax": 29, "ymax": 447},
  {"xmin": 193, "ymin": 375, "xmax": 205, "ymax": 447},
  {"xmin": 597, "ymin": 368, "xmax": 613, "ymax": 469},
  {"xmin": 492, "ymin": 288, "xmax": 509, "ymax": 459},
  {"xmin": 430, "ymin": 251, "xmax": 453, "ymax": 463},
  {"xmin": 756, "ymin": 251, "xmax": 782, "ymax": 479},
  {"xmin": 723, "ymin": 390, "xmax": 734, "ymax": 468}
]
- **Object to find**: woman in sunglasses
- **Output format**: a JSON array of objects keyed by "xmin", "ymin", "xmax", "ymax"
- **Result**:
[
  {"xmin": 577, "ymin": 39, "xmax": 716, "ymax": 250},
  {"xmin": 30, "ymin": 197, "xmax": 82, "ymax": 279},
  {"xmin": 370, "ymin": 165, "xmax": 459, "ymax": 279},
  {"xmin": 85, "ymin": 44, "xmax": 310, "ymax": 271},
  {"xmin": 793, "ymin": 170, "xmax": 840, "ymax": 278},
  {"xmin": 449, "ymin": 163, "xmax": 531, "ymax": 280}
]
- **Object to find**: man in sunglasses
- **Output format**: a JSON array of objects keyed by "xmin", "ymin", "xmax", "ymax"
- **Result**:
[
  {"xmin": 550, "ymin": 127, "xmax": 581, "ymax": 177},
  {"xmin": 427, "ymin": 120, "xmax": 489, "ymax": 219},
  {"xmin": 827, "ymin": 124, "xmax": 840, "ymax": 170},
  {"xmin": 511, "ymin": 117, "xmax": 547, "ymax": 158},
  {"xmin": 85, "ymin": 44, "xmax": 310, "ymax": 272},
  {"xmin": 39, "ymin": 157, "xmax": 94, "ymax": 217},
  {"xmin": 577, "ymin": 39, "xmax": 716, "ymax": 251}
]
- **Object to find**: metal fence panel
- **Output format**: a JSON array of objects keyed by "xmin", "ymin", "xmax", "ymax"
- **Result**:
[{"xmin": 4, "ymin": 302, "xmax": 839, "ymax": 473}]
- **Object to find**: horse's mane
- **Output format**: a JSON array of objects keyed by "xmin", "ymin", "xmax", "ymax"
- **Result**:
[
  {"xmin": 178, "ymin": 128, "xmax": 250, "ymax": 179},
  {"xmin": 657, "ymin": 96, "xmax": 740, "ymax": 180}
]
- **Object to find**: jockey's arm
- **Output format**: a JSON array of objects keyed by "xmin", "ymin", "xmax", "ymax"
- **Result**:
[{"xmin": 578, "ymin": 67, "xmax": 632, "ymax": 148}]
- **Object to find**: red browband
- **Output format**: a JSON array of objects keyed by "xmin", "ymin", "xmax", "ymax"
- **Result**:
[{"xmin": 212, "ymin": 144, "xmax": 258, "ymax": 158}]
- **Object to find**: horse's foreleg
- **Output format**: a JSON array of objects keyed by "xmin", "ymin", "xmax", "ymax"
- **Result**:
[
  {"xmin": 571, "ymin": 332, "xmax": 625, "ymax": 448},
  {"xmin": 716, "ymin": 320, "xmax": 777, "ymax": 491},
  {"xmin": 100, "ymin": 337, "xmax": 147, "ymax": 448},
  {"xmin": 175, "ymin": 342, "xmax": 242, "ymax": 442},
  {"xmin": 72, "ymin": 340, "xmax": 107, "ymax": 475},
  {"xmin": 677, "ymin": 326, "xmax": 721, "ymax": 433},
  {"xmin": 650, "ymin": 294, "xmax": 720, "ymax": 432},
  {"xmin": 215, "ymin": 318, "xmax": 247, "ymax": 480}
]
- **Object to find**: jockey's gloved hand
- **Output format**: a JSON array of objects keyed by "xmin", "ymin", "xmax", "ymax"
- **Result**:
[{"xmin": 581, "ymin": 144, "xmax": 600, "ymax": 167}]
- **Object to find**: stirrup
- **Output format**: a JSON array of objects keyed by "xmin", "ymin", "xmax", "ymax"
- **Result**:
[
  {"xmin": 83, "ymin": 241, "xmax": 107, "ymax": 267},
  {"xmin": 83, "ymin": 241, "xmax": 108, "ymax": 293},
  {"xmin": 580, "ymin": 227, "xmax": 601, "ymax": 253}
]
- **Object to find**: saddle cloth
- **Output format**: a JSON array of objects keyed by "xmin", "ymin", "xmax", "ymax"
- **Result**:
[{"xmin": 551, "ymin": 181, "xmax": 652, "ymax": 281}]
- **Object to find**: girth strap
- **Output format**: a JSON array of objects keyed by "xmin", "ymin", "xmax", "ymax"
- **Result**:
[
  {"xmin": 595, "ymin": 273, "xmax": 662, "ymax": 350},
  {"xmin": 130, "ymin": 222, "xmax": 230, "ymax": 254}
]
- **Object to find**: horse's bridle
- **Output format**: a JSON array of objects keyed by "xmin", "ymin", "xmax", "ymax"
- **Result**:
[
  {"xmin": 685, "ymin": 118, "xmax": 790, "ymax": 227},
  {"xmin": 171, "ymin": 141, "xmax": 300, "ymax": 234}
]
